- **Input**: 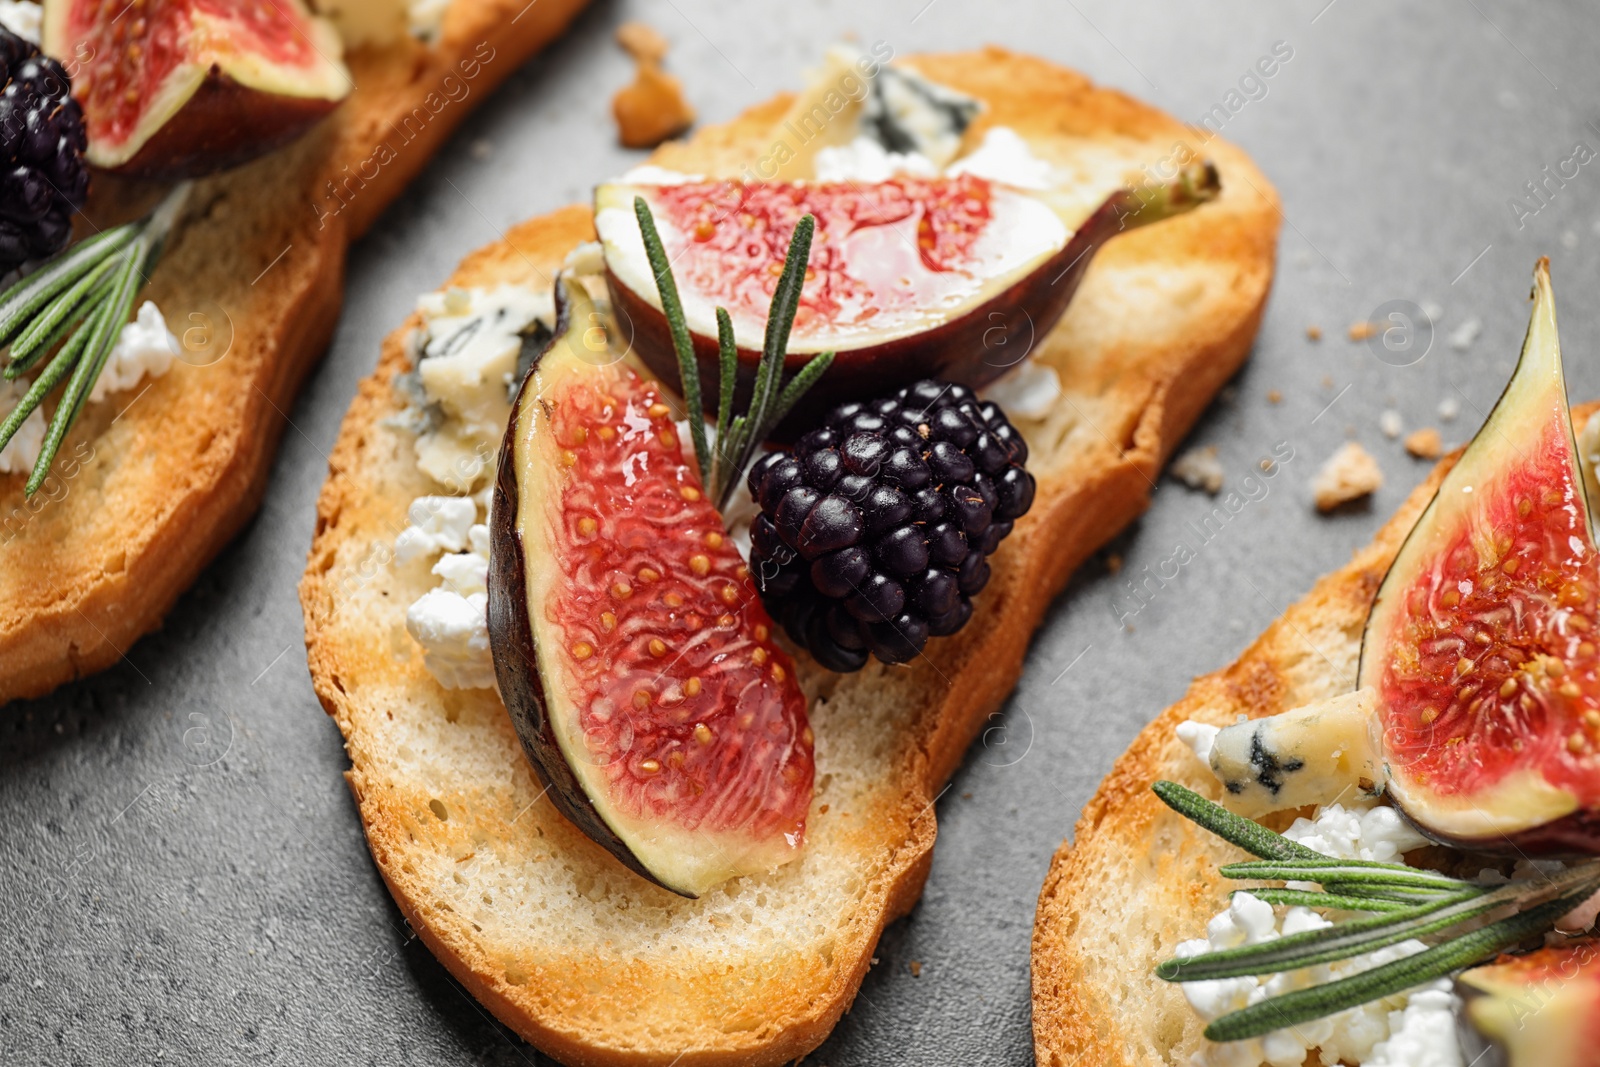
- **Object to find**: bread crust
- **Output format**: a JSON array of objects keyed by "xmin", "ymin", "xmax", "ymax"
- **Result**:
[
  {"xmin": 0, "ymin": 0, "xmax": 591, "ymax": 704},
  {"xmin": 301, "ymin": 47, "xmax": 1280, "ymax": 1066},
  {"xmin": 1030, "ymin": 403, "xmax": 1600, "ymax": 1067}
]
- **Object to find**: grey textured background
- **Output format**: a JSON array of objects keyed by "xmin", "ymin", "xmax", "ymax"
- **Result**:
[{"xmin": 6, "ymin": 1, "xmax": 1600, "ymax": 1063}]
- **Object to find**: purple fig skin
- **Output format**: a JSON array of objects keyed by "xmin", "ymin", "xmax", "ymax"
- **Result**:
[
  {"xmin": 485, "ymin": 280, "xmax": 686, "ymax": 897},
  {"xmin": 609, "ymin": 162, "xmax": 1220, "ymax": 439}
]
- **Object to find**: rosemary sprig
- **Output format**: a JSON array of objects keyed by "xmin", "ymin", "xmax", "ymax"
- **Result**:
[
  {"xmin": 633, "ymin": 197, "xmax": 835, "ymax": 512},
  {"xmin": 0, "ymin": 183, "xmax": 189, "ymax": 495},
  {"xmin": 1152, "ymin": 781, "xmax": 1600, "ymax": 1041}
]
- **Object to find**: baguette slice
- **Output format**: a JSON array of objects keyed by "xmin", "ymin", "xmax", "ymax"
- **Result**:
[
  {"xmin": 301, "ymin": 47, "xmax": 1279, "ymax": 1066},
  {"xmin": 0, "ymin": 0, "xmax": 591, "ymax": 703},
  {"xmin": 1030, "ymin": 404, "xmax": 1600, "ymax": 1067}
]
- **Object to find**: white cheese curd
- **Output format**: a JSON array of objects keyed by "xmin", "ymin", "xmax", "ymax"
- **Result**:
[
  {"xmin": 405, "ymin": 0, "xmax": 448, "ymax": 38},
  {"xmin": 1281, "ymin": 802, "xmax": 1430, "ymax": 864},
  {"xmin": 400, "ymin": 498, "xmax": 494, "ymax": 689},
  {"xmin": 393, "ymin": 495, "xmax": 477, "ymax": 562},
  {"xmin": 1178, "ymin": 799, "xmax": 1450, "ymax": 1067},
  {"xmin": 812, "ymin": 137, "xmax": 937, "ymax": 182},
  {"xmin": 1362, "ymin": 987, "xmax": 1464, "ymax": 1067},
  {"xmin": 978, "ymin": 358, "xmax": 1061, "ymax": 421},
  {"xmin": 947, "ymin": 126, "xmax": 1056, "ymax": 190},
  {"xmin": 0, "ymin": 377, "xmax": 44, "ymax": 474},
  {"xmin": 0, "ymin": 0, "xmax": 41, "ymax": 42},
  {"xmin": 620, "ymin": 165, "xmax": 705, "ymax": 186},
  {"xmin": 89, "ymin": 301, "xmax": 179, "ymax": 403},
  {"xmin": 1176, "ymin": 720, "xmax": 1221, "ymax": 764},
  {"xmin": 410, "ymin": 284, "xmax": 551, "ymax": 491},
  {"xmin": 405, "ymin": 588, "xmax": 494, "ymax": 690}
]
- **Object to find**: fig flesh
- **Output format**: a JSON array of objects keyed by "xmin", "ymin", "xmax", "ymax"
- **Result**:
[
  {"xmin": 43, "ymin": 0, "xmax": 351, "ymax": 179},
  {"xmin": 1456, "ymin": 942, "xmax": 1600, "ymax": 1067},
  {"xmin": 487, "ymin": 276, "xmax": 814, "ymax": 898},
  {"xmin": 1359, "ymin": 260, "xmax": 1600, "ymax": 851},
  {"xmin": 597, "ymin": 163, "xmax": 1218, "ymax": 433}
]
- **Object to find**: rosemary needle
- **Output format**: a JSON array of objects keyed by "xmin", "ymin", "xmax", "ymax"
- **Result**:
[
  {"xmin": 632, "ymin": 197, "xmax": 834, "ymax": 512},
  {"xmin": 1151, "ymin": 780, "xmax": 1600, "ymax": 1040},
  {"xmin": 0, "ymin": 182, "xmax": 190, "ymax": 496}
]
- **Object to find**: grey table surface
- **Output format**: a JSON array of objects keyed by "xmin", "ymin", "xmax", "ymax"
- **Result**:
[{"xmin": 6, "ymin": 0, "xmax": 1600, "ymax": 1063}]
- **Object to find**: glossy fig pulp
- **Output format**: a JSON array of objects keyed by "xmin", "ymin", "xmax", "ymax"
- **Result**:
[
  {"xmin": 1360, "ymin": 261, "xmax": 1600, "ymax": 851},
  {"xmin": 45, "ymin": 0, "xmax": 351, "ymax": 178},
  {"xmin": 488, "ymin": 277, "xmax": 814, "ymax": 898},
  {"xmin": 1457, "ymin": 942, "xmax": 1600, "ymax": 1067},
  {"xmin": 598, "ymin": 163, "xmax": 1218, "ymax": 432}
]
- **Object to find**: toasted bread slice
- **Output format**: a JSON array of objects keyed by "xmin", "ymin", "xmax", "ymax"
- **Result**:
[
  {"xmin": 300, "ymin": 47, "xmax": 1279, "ymax": 1066},
  {"xmin": 0, "ymin": 0, "xmax": 591, "ymax": 704},
  {"xmin": 1030, "ymin": 405, "xmax": 1600, "ymax": 1066}
]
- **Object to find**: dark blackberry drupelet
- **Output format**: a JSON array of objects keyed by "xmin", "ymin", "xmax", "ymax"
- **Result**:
[
  {"xmin": 0, "ymin": 27, "xmax": 89, "ymax": 275},
  {"xmin": 747, "ymin": 379, "xmax": 1036, "ymax": 671}
]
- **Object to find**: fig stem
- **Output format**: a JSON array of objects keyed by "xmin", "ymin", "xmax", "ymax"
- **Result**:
[
  {"xmin": 1109, "ymin": 160, "xmax": 1221, "ymax": 232},
  {"xmin": 632, "ymin": 195, "xmax": 712, "ymax": 485}
]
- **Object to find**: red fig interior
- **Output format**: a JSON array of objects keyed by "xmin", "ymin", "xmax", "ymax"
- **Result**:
[
  {"xmin": 1360, "ymin": 261, "xmax": 1600, "ymax": 850},
  {"xmin": 45, "ymin": 0, "xmax": 351, "ymax": 178},
  {"xmin": 487, "ymin": 278, "xmax": 814, "ymax": 898}
]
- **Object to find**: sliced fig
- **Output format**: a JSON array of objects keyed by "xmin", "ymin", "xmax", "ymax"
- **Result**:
[
  {"xmin": 43, "ymin": 0, "xmax": 351, "ymax": 179},
  {"xmin": 596, "ymin": 163, "xmax": 1219, "ymax": 433},
  {"xmin": 487, "ymin": 276, "xmax": 814, "ymax": 898},
  {"xmin": 1457, "ymin": 942, "xmax": 1600, "ymax": 1067},
  {"xmin": 1359, "ymin": 259, "xmax": 1600, "ymax": 851}
]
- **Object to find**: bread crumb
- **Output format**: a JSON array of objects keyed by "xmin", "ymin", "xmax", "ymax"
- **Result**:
[
  {"xmin": 1312, "ymin": 442, "xmax": 1383, "ymax": 512},
  {"xmin": 1306, "ymin": 324, "xmax": 1322, "ymax": 341},
  {"xmin": 961, "ymin": 792, "xmax": 973, "ymax": 799},
  {"xmin": 1437, "ymin": 396, "xmax": 1460, "ymax": 422},
  {"xmin": 1106, "ymin": 553, "xmax": 1123, "ymax": 575},
  {"xmin": 1266, "ymin": 389, "xmax": 1282, "ymax": 404},
  {"xmin": 612, "ymin": 22, "xmax": 694, "ymax": 149},
  {"xmin": 1348, "ymin": 321, "xmax": 1378, "ymax": 342},
  {"xmin": 909, "ymin": 960, "xmax": 923, "ymax": 977},
  {"xmin": 1379, "ymin": 409, "xmax": 1402, "ymax": 439},
  {"xmin": 1448, "ymin": 317, "xmax": 1482, "ymax": 351},
  {"xmin": 1169, "ymin": 444, "xmax": 1223, "ymax": 494},
  {"xmin": 469, "ymin": 138, "xmax": 492, "ymax": 160},
  {"xmin": 1404, "ymin": 427, "xmax": 1443, "ymax": 459},
  {"xmin": 1321, "ymin": 375, "xmax": 1334, "ymax": 390},
  {"xmin": 616, "ymin": 21, "xmax": 669, "ymax": 62}
]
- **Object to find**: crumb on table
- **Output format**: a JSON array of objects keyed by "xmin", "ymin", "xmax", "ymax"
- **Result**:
[
  {"xmin": 612, "ymin": 22, "xmax": 695, "ymax": 148},
  {"xmin": 1312, "ymin": 441, "xmax": 1383, "ymax": 512},
  {"xmin": 1306, "ymin": 324, "xmax": 1323, "ymax": 341},
  {"xmin": 1348, "ymin": 321, "xmax": 1378, "ymax": 342},
  {"xmin": 1169, "ymin": 444, "xmax": 1224, "ymax": 494},
  {"xmin": 1267, "ymin": 389, "xmax": 1282, "ymax": 404},
  {"xmin": 1404, "ymin": 427, "xmax": 1443, "ymax": 460}
]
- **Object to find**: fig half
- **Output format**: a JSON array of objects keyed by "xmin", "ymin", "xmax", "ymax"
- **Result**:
[
  {"xmin": 1456, "ymin": 942, "xmax": 1600, "ymax": 1067},
  {"xmin": 1359, "ymin": 260, "xmax": 1600, "ymax": 851},
  {"xmin": 487, "ymin": 276, "xmax": 814, "ymax": 898},
  {"xmin": 597, "ymin": 163, "xmax": 1219, "ymax": 432},
  {"xmin": 43, "ymin": 0, "xmax": 352, "ymax": 179}
]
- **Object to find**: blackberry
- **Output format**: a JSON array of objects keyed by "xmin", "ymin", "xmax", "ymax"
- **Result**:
[
  {"xmin": 0, "ymin": 27, "xmax": 88, "ymax": 275},
  {"xmin": 748, "ymin": 379, "xmax": 1036, "ymax": 671}
]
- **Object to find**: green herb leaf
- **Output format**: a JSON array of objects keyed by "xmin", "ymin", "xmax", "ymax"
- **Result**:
[
  {"xmin": 1204, "ymin": 877, "xmax": 1600, "ymax": 1042},
  {"xmin": 1233, "ymin": 889, "xmax": 1416, "ymax": 914},
  {"xmin": 0, "ymin": 183, "xmax": 190, "ymax": 495},
  {"xmin": 633, "ymin": 195, "xmax": 710, "ymax": 485},
  {"xmin": 1152, "ymin": 781, "xmax": 1325, "ymax": 862},
  {"xmin": 1151, "ymin": 779, "xmax": 1600, "ymax": 1042}
]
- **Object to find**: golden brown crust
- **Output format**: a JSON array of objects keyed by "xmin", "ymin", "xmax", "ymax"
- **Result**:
[
  {"xmin": 1030, "ymin": 403, "xmax": 1600, "ymax": 1067},
  {"xmin": 0, "ymin": 0, "xmax": 591, "ymax": 704},
  {"xmin": 302, "ymin": 48, "xmax": 1280, "ymax": 1066}
]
